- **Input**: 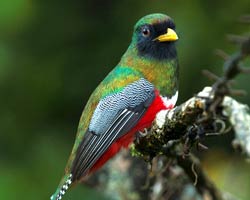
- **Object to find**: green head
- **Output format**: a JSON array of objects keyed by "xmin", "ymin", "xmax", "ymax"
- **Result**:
[{"xmin": 130, "ymin": 13, "xmax": 178, "ymax": 60}]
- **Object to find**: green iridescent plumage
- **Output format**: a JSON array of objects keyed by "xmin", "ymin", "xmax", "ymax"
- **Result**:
[{"xmin": 51, "ymin": 13, "xmax": 179, "ymax": 200}]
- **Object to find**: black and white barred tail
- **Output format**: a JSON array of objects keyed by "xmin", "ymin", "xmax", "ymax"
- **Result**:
[{"xmin": 50, "ymin": 174, "xmax": 72, "ymax": 200}]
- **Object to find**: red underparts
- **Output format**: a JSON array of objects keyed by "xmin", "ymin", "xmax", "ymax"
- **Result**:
[{"xmin": 89, "ymin": 90, "xmax": 173, "ymax": 173}]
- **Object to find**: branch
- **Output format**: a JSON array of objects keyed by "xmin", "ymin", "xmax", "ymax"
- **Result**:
[
  {"xmin": 134, "ymin": 34, "xmax": 250, "ymax": 160},
  {"xmin": 223, "ymin": 96, "xmax": 250, "ymax": 158}
]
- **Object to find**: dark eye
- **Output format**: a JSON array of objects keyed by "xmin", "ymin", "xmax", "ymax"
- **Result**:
[{"xmin": 142, "ymin": 27, "xmax": 150, "ymax": 37}]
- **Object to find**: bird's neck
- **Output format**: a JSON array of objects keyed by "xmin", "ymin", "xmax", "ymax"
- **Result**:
[{"xmin": 118, "ymin": 44, "xmax": 179, "ymax": 97}]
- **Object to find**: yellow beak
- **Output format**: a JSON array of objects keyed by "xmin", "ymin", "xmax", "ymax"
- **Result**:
[{"xmin": 155, "ymin": 28, "xmax": 178, "ymax": 42}]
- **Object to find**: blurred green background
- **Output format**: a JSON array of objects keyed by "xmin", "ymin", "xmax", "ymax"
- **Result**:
[{"xmin": 0, "ymin": 0, "xmax": 250, "ymax": 199}]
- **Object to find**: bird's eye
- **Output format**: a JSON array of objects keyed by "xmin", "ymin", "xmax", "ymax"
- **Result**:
[{"xmin": 142, "ymin": 27, "xmax": 150, "ymax": 37}]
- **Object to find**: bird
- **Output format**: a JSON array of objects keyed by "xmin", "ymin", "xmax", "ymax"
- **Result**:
[{"xmin": 50, "ymin": 13, "xmax": 179, "ymax": 200}]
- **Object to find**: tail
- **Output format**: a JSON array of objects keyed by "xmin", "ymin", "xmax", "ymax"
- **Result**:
[{"xmin": 50, "ymin": 174, "xmax": 72, "ymax": 200}]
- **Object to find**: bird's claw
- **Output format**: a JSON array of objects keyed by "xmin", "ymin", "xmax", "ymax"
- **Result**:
[{"xmin": 138, "ymin": 128, "xmax": 148, "ymax": 137}]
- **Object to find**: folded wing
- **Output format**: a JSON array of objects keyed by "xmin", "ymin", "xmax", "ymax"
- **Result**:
[{"xmin": 71, "ymin": 78, "xmax": 155, "ymax": 181}]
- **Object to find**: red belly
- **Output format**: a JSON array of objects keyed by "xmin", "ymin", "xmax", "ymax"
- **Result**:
[{"xmin": 89, "ymin": 91, "xmax": 173, "ymax": 173}]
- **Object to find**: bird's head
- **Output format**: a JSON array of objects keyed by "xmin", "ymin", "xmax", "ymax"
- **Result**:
[{"xmin": 131, "ymin": 13, "xmax": 178, "ymax": 60}]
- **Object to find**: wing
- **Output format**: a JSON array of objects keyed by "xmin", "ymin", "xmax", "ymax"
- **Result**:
[{"xmin": 71, "ymin": 78, "xmax": 155, "ymax": 181}]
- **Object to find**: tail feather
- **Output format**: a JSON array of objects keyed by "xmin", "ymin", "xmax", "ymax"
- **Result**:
[{"xmin": 50, "ymin": 174, "xmax": 72, "ymax": 200}]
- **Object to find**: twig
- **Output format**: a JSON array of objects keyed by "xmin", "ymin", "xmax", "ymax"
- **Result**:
[{"xmin": 177, "ymin": 154, "xmax": 223, "ymax": 200}]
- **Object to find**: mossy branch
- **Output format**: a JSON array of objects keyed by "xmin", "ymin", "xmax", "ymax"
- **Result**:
[{"xmin": 135, "ymin": 35, "xmax": 250, "ymax": 161}]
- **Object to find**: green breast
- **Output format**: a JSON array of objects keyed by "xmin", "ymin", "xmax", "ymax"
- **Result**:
[{"xmin": 120, "ymin": 44, "xmax": 178, "ymax": 96}]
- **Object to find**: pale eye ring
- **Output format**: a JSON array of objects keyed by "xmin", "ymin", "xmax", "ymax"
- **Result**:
[{"xmin": 142, "ymin": 27, "xmax": 150, "ymax": 37}]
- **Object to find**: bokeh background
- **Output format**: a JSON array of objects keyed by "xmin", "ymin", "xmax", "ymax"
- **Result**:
[{"xmin": 0, "ymin": 0, "xmax": 250, "ymax": 199}]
